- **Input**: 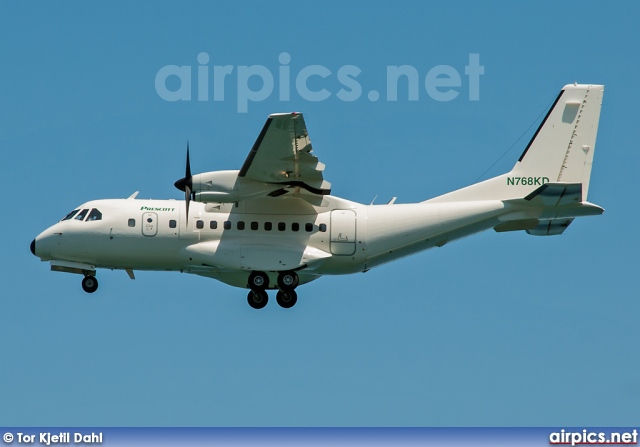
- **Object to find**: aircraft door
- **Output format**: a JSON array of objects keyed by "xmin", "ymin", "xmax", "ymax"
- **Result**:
[
  {"xmin": 142, "ymin": 212, "xmax": 158, "ymax": 237},
  {"xmin": 330, "ymin": 210, "xmax": 356, "ymax": 255}
]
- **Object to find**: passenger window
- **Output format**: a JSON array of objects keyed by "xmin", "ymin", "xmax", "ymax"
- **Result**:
[
  {"xmin": 210, "ymin": 221, "xmax": 217, "ymax": 229},
  {"xmin": 319, "ymin": 223, "xmax": 327, "ymax": 232},
  {"xmin": 75, "ymin": 209, "xmax": 89, "ymax": 221},
  {"xmin": 224, "ymin": 221, "xmax": 231, "ymax": 230},
  {"xmin": 292, "ymin": 223, "xmax": 299, "ymax": 232},
  {"xmin": 196, "ymin": 220, "xmax": 204, "ymax": 229},
  {"xmin": 305, "ymin": 223, "xmax": 313, "ymax": 232},
  {"xmin": 128, "ymin": 218, "xmax": 136, "ymax": 227},
  {"xmin": 264, "ymin": 222, "xmax": 272, "ymax": 231},
  {"xmin": 251, "ymin": 221, "xmax": 258, "ymax": 231},
  {"xmin": 169, "ymin": 220, "xmax": 177, "ymax": 229},
  {"xmin": 237, "ymin": 221, "xmax": 245, "ymax": 230},
  {"xmin": 86, "ymin": 209, "xmax": 102, "ymax": 221},
  {"xmin": 278, "ymin": 222, "xmax": 286, "ymax": 231},
  {"xmin": 61, "ymin": 210, "xmax": 79, "ymax": 221}
]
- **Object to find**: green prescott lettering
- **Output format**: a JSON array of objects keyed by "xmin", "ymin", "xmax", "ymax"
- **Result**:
[
  {"xmin": 140, "ymin": 206, "xmax": 176, "ymax": 211},
  {"xmin": 506, "ymin": 177, "xmax": 550, "ymax": 186}
]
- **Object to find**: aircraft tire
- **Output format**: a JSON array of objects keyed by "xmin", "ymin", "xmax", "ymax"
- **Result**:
[
  {"xmin": 277, "ymin": 271, "xmax": 299, "ymax": 290},
  {"xmin": 276, "ymin": 289, "xmax": 297, "ymax": 309},
  {"xmin": 248, "ymin": 271, "xmax": 269, "ymax": 289},
  {"xmin": 82, "ymin": 275, "xmax": 98, "ymax": 293},
  {"xmin": 247, "ymin": 289, "xmax": 268, "ymax": 309}
]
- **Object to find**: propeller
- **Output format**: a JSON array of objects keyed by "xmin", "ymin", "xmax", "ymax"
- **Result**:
[{"xmin": 174, "ymin": 142, "xmax": 194, "ymax": 224}]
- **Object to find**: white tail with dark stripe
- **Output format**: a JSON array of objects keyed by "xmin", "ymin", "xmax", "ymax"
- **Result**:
[{"xmin": 426, "ymin": 84, "xmax": 604, "ymax": 204}]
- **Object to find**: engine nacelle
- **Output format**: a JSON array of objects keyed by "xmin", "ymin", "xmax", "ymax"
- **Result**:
[
  {"xmin": 191, "ymin": 170, "xmax": 279, "ymax": 203},
  {"xmin": 191, "ymin": 170, "xmax": 239, "ymax": 192}
]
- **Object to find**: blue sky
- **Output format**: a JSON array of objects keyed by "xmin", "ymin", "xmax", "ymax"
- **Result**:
[{"xmin": 1, "ymin": 1, "xmax": 638, "ymax": 426}]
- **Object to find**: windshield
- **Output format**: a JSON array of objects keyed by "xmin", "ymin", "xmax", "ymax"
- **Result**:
[
  {"xmin": 74, "ymin": 209, "xmax": 89, "ymax": 221},
  {"xmin": 61, "ymin": 210, "xmax": 79, "ymax": 221},
  {"xmin": 86, "ymin": 209, "xmax": 102, "ymax": 221}
]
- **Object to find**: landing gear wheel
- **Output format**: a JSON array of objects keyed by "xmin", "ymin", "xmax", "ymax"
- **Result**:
[
  {"xmin": 276, "ymin": 289, "xmax": 297, "ymax": 309},
  {"xmin": 247, "ymin": 289, "xmax": 268, "ymax": 309},
  {"xmin": 277, "ymin": 271, "xmax": 299, "ymax": 290},
  {"xmin": 248, "ymin": 271, "xmax": 269, "ymax": 289},
  {"xmin": 82, "ymin": 276, "xmax": 98, "ymax": 293}
]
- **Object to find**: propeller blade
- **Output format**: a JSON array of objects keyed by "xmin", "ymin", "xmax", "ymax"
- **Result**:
[
  {"xmin": 174, "ymin": 142, "xmax": 193, "ymax": 224},
  {"xmin": 185, "ymin": 142, "xmax": 192, "ymax": 183},
  {"xmin": 185, "ymin": 184, "xmax": 191, "ymax": 224},
  {"xmin": 174, "ymin": 143, "xmax": 193, "ymax": 192}
]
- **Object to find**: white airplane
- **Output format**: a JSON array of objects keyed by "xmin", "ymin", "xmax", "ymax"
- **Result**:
[{"xmin": 31, "ymin": 84, "xmax": 604, "ymax": 309}]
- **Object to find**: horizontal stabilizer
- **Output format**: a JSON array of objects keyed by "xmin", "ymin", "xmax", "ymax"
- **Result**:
[
  {"xmin": 524, "ymin": 182, "xmax": 582, "ymax": 206},
  {"xmin": 497, "ymin": 182, "xmax": 603, "ymax": 235},
  {"xmin": 527, "ymin": 218, "xmax": 574, "ymax": 236},
  {"xmin": 494, "ymin": 219, "xmax": 540, "ymax": 233}
]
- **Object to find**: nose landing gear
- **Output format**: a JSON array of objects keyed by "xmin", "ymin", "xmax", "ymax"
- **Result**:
[{"xmin": 81, "ymin": 275, "xmax": 99, "ymax": 294}]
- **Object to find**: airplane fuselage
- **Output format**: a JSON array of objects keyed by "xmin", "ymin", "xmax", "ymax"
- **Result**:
[{"xmin": 33, "ymin": 195, "xmax": 510, "ymax": 289}]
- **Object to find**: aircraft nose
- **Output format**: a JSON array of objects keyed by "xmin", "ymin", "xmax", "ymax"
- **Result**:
[{"xmin": 30, "ymin": 238, "xmax": 36, "ymax": 256}]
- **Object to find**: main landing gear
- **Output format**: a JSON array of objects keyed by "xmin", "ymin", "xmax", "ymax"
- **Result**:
[
  {"xmin": 247, "ymin": 271, "xmax": 269, "ymax": 309},
  {"xmin": 247, "ymin": 270, "xmax": 299, "ymax": 309},
  {"xmin": 276, "ymin": 288, "xmax": 297, "ymax": 309},
  {"xmin": 247, "ymin": 288, "xmax": 269, "ymax": 309},
  {"xmin": 81, "ymin": 275, "xmax": 99, "ymax": 293},
  {"xmin": 276, "ymin": 271, "xmax": 298, "ymax": 309}
]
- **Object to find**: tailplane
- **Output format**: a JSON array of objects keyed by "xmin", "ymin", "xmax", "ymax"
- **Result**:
[{"xmin": 495, "ymin": 182, "xmax": 604, "ymax": 236}]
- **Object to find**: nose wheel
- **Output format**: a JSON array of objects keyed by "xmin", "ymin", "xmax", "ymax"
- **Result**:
[{"xmin": 81, "ymin": 275, "xmax": 98, "ymax": 293}]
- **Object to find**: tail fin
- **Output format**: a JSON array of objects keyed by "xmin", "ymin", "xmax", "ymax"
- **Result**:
[
  {"xmin": 511, "ymin": 84, "xmax": 603, "ymax": 200},
  {"xmin": 426, "ymin": 84, "xmax": 604, "ymax": 203}
]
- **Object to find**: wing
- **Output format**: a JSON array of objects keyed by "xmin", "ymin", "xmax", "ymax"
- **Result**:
[{"xmin": 238, "ymin": 113, "xmax": 331, "ymax": 196}]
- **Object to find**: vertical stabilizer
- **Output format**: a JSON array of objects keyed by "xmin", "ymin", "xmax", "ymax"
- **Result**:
[
  {"xmin": 425, "ymin": 84, "xmax": 604, "ymax": 203},
  {"xmin": 511, "ymin": 84, "xmax": 603, "ymax": 201}
]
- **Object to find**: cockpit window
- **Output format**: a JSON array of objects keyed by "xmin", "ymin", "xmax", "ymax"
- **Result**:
[
  {"xmin": 74, "ymin": 209, "xmax": 89, "ymax": 221},
  {"xmin": 61, "ymin": 210, "xmax": 79, "ymax": 221},
  {"xmin": 86, "ymin": 209, "xmax": 102, "ymax": 221}
]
